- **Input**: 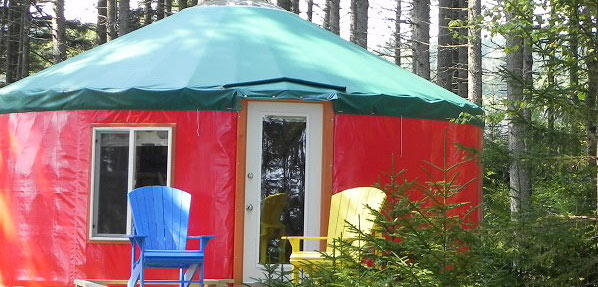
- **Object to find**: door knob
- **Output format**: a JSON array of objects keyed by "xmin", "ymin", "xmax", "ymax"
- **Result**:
[
  {"xmin": 247, "ymin": 172, "xmax": 254, "ymax": 179},
  {"xmin": 246, "ymin": 204, "xmax": 254, "ymax": 211}
]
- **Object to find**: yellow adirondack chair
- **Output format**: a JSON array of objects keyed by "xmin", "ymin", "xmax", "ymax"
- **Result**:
[{"xmin": 282, "ymin": 187, "xmax": 387, "ymax": 282}]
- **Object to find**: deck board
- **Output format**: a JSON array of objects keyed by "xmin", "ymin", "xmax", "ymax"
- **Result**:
[{"xmin": 74, "ymin": 279, "xmax": 239, "ymax": 287}]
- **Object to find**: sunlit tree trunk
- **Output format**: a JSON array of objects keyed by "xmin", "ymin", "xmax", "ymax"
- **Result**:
[
  {"xmin": 437, "ymin": 0, "xmax": 453, "ymax": 90},
  {"xmin": 97, "ymin": 0, "xmax": 107, "ymax": 44},
  {"xmin": 107, "ymin": 0, "xmax": 117, "ymax": 40},
  {"xmin": 350, "ymin": 0, "xmax": 368, "ymax": 49},
  {"xmin": 394, "ymin": 0, "xmax": 401, "ymax": 66},
  {"xmin": 118, "ymin": 0, "xmax": 130, "ymax": 36},
  {"xmin": 467, "ymin": 0, "xmax": 482, "ymax": 106},
  {"xmin": 506, "ymin": 3, "xmax": 531, "ymax": 219},
  {"xmin": 52, "ymin": 0, "xmax": 66, "ymax": 63},
  {"xmin": 412, "ymin": 0, "xmax": 430, "ymax": 79}
]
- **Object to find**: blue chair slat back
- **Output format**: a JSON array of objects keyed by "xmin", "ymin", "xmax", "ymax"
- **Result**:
[{"xmin": 129, "ymin": 186, "xmax": 191, "ymax": 250}]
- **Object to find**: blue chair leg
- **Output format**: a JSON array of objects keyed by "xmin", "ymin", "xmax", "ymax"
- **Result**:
[
  {"xmin": 139, "ymin": 257, "xmax": 144, "ymax": 287},
  {"xmin": 200, "ymin": 263, "xmax": 204, "ymax": 287},
  {"xmin": 179, "ymin": 267, "xmax": 184, "ymax": 287}
]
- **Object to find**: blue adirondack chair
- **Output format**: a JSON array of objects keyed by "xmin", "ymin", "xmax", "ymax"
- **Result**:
[{"xmin": 128, "ymin": 186, "xmax": 215, "ymax": 287}]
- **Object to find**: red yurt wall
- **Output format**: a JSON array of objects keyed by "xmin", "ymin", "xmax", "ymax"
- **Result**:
[
  {"xmin": 0, "ymin": 109, "xmax": 482, "ymax": 286},
  {"xmin": 0, "ymin": 110, "xmax": 238, "ymax": 286}
]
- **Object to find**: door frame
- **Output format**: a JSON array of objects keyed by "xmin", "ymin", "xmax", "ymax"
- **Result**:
[{"xmin": 233, "ymin": 99, "xmax": 334, "ymax": 283}]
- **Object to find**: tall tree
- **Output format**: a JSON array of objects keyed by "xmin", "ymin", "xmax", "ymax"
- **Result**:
[
  {"xmin": 505, "ymin": 0, "xmax": 531, "ymax": 219},
  {"xmin": 190, "ymin": 0, "xmax": 198, "ymax": 6},
  {"xmin": 19, "ymin": 0, "xmax": 31, "ymax": 78},
  {"xmin": 5, "ymin": 1, "xmax": 22, "ymax": 83},
  {"xmin": 165, "ymin": 0, "xmax": 172, "ymax": 16},
  {"xmin": 456, "ymin": 0, "xmax": 468, "ymax": 98},
  {"xmin": 350, "ymin": 0, "xmax": 368, "ymax": 49},
  {"xmin": 278, "ymin": 0, "xmax": 291, "ymax": 11},
  {"xmin": 437, "ymin": 0, "xmax": 454, "ymax": 90},
  {"xmin": 307, "ymin": 0, "xmax": 313, "ymax": 21},
  {"xmin": 144, "ymin": 0, "xmax": 153, "ymax": 26},
  {"xmin": 412, "ymin": 0, "xmax": 430, "ymax": 79},
  {"xmin": 52, "ymin": 0, "xmax": 66, "ymax": 63},
  {"xmin": 292, "ymin": 0, "xmax": 299, "ymax": 14},
  {"xmin": 118, "ymin": 0, "xmax": 130, "ymax": 36},
  {"xmin": 179, "ymin": 0, "xmax": 188, "ymax": 10},
  {"xmin": 97, "ymin": 0, "xmax": 107, "ymax": 45},
  {"xmin": 107, "ymin": 0, "xmax": 117, "ymax": 40},
  {"xmin": 324, "ymin": 0, "xmax": 340, "ymax": 35},
  {"xmin": 467, "ymin": 0, "xmax": 482, "ymax": 106},
  {"xmin": 157, "ymin": 0, "xmax": 165, "ymax": 20},
  {"xmin": 394, "ymin": 0, "xmax": 401, "ymax": 66}
]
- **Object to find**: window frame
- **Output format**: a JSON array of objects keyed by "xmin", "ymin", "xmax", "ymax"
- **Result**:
[{"xmin": 88, "ymin": 125, "xmax": 174, "ymax": 242}]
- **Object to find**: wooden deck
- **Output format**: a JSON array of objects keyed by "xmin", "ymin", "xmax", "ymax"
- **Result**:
[{"xmin": 73, "ymin": 279, "xmax": 246, "ymax": 287}]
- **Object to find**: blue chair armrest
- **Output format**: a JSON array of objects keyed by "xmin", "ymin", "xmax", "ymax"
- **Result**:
[
  {"xmin": 188, "ymin": 235, "xmax": 215, "ymax": 251},
  {"xmin": 128, "ymin": 235, "xmax": 147, "ymax": 248}
]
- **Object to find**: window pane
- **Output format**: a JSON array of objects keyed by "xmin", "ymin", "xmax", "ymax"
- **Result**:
[
  {"xmin": 134, "ymin": 130, "xmax": 168, "ymax": 188},
  {"xmin": 260, "ymin": 116, "xmax": 306, "ymax": 264},
  {"xmin": 96, "ymin": 132, "xmax": 129, "ymax": 235}
]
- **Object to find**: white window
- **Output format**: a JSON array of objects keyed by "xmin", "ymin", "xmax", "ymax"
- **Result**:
[{"xmin": 89, "ymin": 126, "xmax": 173, "ymax": 241}]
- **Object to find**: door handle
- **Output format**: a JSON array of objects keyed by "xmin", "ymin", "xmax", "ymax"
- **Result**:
[
  {"xmin": 246, "ymin": 204, "xmax": 254, "ymax": 211},
  {"xmin": 247, "ymin": 172, "xmax": 254, "ymax": 179}
]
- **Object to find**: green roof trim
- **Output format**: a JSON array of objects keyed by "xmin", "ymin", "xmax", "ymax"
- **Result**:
[{"xmin": 0, "ymin": 5, "xmax": 483, "ymax": 125}]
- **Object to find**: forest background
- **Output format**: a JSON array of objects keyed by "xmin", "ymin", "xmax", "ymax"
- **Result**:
[{"xmin": 1, "ymin": 0, "xmax": 597, "ymax": 285}]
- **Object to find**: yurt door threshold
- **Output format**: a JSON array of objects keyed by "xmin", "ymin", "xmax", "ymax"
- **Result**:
[{"xmin": 242, "ymin": 102, "xmax": 324, "ymax": 282}]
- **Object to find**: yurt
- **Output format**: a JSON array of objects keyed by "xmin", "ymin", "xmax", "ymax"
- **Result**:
[{"xmin": 0, "ymin": 0, "xmax": 483, "ymax": 285}]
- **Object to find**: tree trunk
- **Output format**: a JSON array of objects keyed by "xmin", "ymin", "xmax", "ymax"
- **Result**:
[
  {"xmin": 144, "ymin": 0, "xmax": 153, "ymax": 25},
  {"xmin": 190, "ymin": 0, "xmax": 198, "ymax": 6},
  {"xmin": 18, "ymin": 0, "xmax": 30, "ymax": 79},
  {"xmin": 585, "ymin": 8, "xmax": 598, "ymax": 213},
  {"xmin": 0, "ymin": 0, "xmax": 8, "ymax": 77},
  {"xmin": 506, "ymin": 8, "xmax": 531, "ymax": 219},
  {"xmin": 457, "ymin": 0, "xmax": 468, "ymax": 98},
  {"xmin": 292, "ymin": 0, "xmax": 299, "ymax": 14},
  {"xmin": 467, "ymin": 0, "xmax": 482, "ymax": 106},
  {"xmin": 412, "ymin": 0, "xmax": 430, "ymax": 80},
  {"xmin": 118, "ymin": 0, "xmax": 130, "ymax": 36},
  {"xmin": 394, "ymin": 0, "xmax": 401, "ymax": 66},
  {"xmin": 179, "ymin": 0, "xmax": 187, "ymax": 10},
  {"xmin": 52, "ymin": 0, "xmax": 66, "ymax": 64},
  {"xmin": 5, "ymin": 1, "xmax": 21, "ymax": 83},
  {"xmin": 97, "ymin": 0, "xmax": 107, "ymax": 45},
  {"xmin": 278, "ymin": 0, "xmax": 291, "ymax": 11},
  {"xmin": 330, "ymin": 0, "xmax": 340, "ymax": 35},
  {"xmin": 307, "ymin": 0, "xmax": 313, "ymax": 21},
  {"xmin": 165, "ymin": 0, "xmax": 172, "ymax": 16},
  {"xmin": 157, "ymin": 0, "xmax": 165, "ymax": 20},
  {"xmin": 350, "ymin": 0, "xmax": 368, "ymax": 49},
  {"xmin": 437, "ymin": 0, "xmax": 453, "ymax": 90},
  {"xmin": 107, "ymin": 0, "xmax": 117, "ymax": 40}
]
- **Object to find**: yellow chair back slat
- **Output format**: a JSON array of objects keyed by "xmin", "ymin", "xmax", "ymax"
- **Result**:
[{"xmin": 325, "ymin": 187, "xmax": 386, "ymax": 252}]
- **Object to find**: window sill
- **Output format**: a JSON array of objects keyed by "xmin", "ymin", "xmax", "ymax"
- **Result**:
[{"xmin": 89, "ymin": 236, "xmax": 130, "ymax": 243}]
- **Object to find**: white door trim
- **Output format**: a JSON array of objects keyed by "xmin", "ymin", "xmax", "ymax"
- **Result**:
[{"xmin": 242, "ymin": 102, "xmax": 323, "ymax": 282}]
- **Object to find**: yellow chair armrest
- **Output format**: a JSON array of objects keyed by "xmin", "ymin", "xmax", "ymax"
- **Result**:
[{"xmin": 281, "ymin": 236, "xmax": 328, "ymax": 253}]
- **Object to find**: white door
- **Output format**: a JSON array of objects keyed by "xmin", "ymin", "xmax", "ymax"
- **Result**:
[{"xmin": 243, "ymin": 102, "xmax": 323, "ymax": 282}]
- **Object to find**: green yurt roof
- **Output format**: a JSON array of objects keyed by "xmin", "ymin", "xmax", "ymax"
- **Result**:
[{"xmin": 0, "ymin": 2, "xmax": 483, "ymax": 123}]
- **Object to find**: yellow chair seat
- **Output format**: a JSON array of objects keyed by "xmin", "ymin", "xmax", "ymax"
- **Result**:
[{"xmin": 282, "ymin": 187, "xmax": 386, "ymax": 282}]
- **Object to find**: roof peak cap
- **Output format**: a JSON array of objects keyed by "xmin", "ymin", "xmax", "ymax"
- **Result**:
[{"xmin": 198, "ymin": 0, "xmax": 282, "ymax": 10}]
